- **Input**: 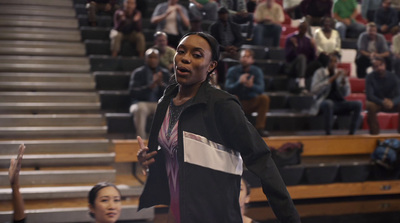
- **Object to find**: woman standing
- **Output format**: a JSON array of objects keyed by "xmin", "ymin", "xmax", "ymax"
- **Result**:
[{"xmin": 137, "ymin": 32, "xmax": 300, "ymax": 223}]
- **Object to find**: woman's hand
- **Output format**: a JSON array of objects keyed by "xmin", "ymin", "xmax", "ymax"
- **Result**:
[
  {"xmin": 9, "ymin": 144, "xmax": 25, "ymax": 187},
  {"xmin": 137, "ymin": 136, "xmax": 157, "ymax": 175}
]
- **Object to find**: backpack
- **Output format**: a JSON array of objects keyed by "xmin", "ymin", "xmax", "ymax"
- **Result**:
[
  {"xmin": 371, "ymin": 138, "xmax": 400, "ymax": 169},
  {"xmin": 271, "ymin": 142, "xmax": 303, "ymax": 168}
]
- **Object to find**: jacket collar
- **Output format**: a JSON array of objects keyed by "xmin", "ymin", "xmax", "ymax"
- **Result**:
[{"xmin": 160, "ymin": 80, "xmax": 210, "ymax": 106}]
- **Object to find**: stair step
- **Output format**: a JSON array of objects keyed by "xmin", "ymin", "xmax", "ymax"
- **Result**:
[
  {"xmin": 0, "ymin": 72, "xmax": 93, "ymax": 83},
  {"xmin": 0, "ymin": 40, "xmax": 86, "ymax": 56},
  {"xmin": 0, "ymin": 5, "xmax": 76, "ymax": 17},
  {"xmin": 0, "ymin": 56, "xmax": 90, "ymax": 73},
  {"xmin": 0, "ymin": 184, "xmax": 142, "ymax": 200},
  {"xmin": 0, "ymin": 126, "xmax": 107, "ymax": 137},
  {"xmin": 0, "ymin": 82, "xmax": 95, "ymax": 91},
  {"xmin": 0, "ymin": 169, "xmax": 116, "ymax": 186},
  {"xmin": 0, "ymin": 15, "xmax": 78, "ymax": 29},
  {"xmin": 0, "ymin": 0, "xmax": 73, "ymax": 7},
  {"xmin": 0, "ymin": 139, "xmax": 111, "ymax": 155},
  {"xmin": 0, "ymin": 103, "xmax": 101, "ymax": 113},
  {"xmin": 0, "ymin": 153, "xmax": 115, "ymax": 167},
  {"xmin": 0, "ymin": 92, "xmax": 99, "ymax": 103},
  {"xmin": 0, "ymin": 205, "xmax": 154, "ymax": 223},
  {"xmin": 0, "ymin": 27, "xmax": 81, "ymax": 42},
  {"xmin": 0, "ymin": 114, "xmax": 105, "ymax": 127}
]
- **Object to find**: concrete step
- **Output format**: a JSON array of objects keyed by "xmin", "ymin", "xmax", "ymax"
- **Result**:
[
  {"xmin": 0, "ymin": 72, "xmax": 93, "ymax": 82},
  {"xmin": 0, "ymin": 0, "xmax": 73, "ymax": 7},
  {"xmin": 0, "ymin": 139, "xmax": 111, "ymax": 155},
  {"xmin": 0, "ymin": 15, "xmax": 78, "ymax": 29},
  {"xmin": 0, "ymin": 114, "xmax": 105, "ymax": 127},
  {"xmin": 0, "ymin": 152, "xmax": 115, "ymax": 167},
  {"xmin": 0, "ymin": 126, "xmax": 108, "ymax": 137},
  {"xmin": 0, "ymin": 205, "xmax": 154, "ymax": 223},
  {"xmin": 0, "ymin": 81, "xmax": 95, "ymax": 91},
  {"xmin": 0, "ymin": 40, "xmax": 86, "ymax": 56},
  {"xmin": 0, "ymin": 92, "xmax": 99, "ymax": 103},
  {"xmin": 0, "ymin": 184, "xmax": 142, "ymax": 201},
  {"xmin": 0, "ymin": 56, "xmax": 90, "ymax": 73},
  {"xmin": 0, "ymin": 27, "xmax": 81, "ymax": 42},
  {"xmin": 0, "ymin": 169, "xmax": 116, "ymax": 186},
  {"xmin": 0, "ymin": 5, "xmax": 76, "ymax": 17}
]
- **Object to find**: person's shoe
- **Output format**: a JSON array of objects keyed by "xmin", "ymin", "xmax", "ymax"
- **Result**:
[{"xmin": 257, "ymin": 129, "xmax": 269, "ymax": 137}]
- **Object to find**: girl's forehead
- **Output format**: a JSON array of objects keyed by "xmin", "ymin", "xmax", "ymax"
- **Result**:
[{"xmin": 178, "ymin": 35, "xmax": 210, "ymax": 50}]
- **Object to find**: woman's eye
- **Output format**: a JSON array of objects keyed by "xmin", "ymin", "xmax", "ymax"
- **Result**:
[
  {"xmin": 177, "ymin": 50, "xmax": 184, "ymax": 54},
  {"xmin": 193, "ymin": 54, "xmax": 202, "ymax": 58},
  {"xmin": 101, "ymin": 199, "xmax": 109, "ymax": 202},
  {"xmin": 114, "ymin": 198, "xmax": 121, "ymax": 202}
]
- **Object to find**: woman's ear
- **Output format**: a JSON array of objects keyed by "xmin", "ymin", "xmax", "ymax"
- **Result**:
[
  {"xmin": 89, "ymin": 204, "xmax": 95, "ymax": 215},
  {"xmin": 208, "ymin": 61, "xmax": 218, "ymax": 73}
]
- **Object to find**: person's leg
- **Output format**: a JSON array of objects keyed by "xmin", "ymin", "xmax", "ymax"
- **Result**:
[
  {"xmin": 392, "ymin": 55, "xmax": 400, "ymax": 76},
  {"xmin": 130, "ymin": 102, "xmax": 157, "ymax": 139},
  {"xmin": 355, "ymin": 55, "xmax": 371, "ymax": 78},
  {"xmin": 271, "ymin": 24, "xmax": 282, "ymax": 47},
  {"xmin": 335, "ymin": 21, "xmax": 347, "ymax": 39},
  {"xmin": 110, "ymin": 30, "xmax": 123, "ymax": 57},
  {"xmin": 333, "ymin": 100, "xmax": 362, "ymax": 135},
  {"xmin": 128, "ymin": 31, "xmax": 146, "ymax": 58},
  {"xmin": 252, "ymin": 24, "xmax": 265, "ymax": 46},
  {"xmin": 319, "ymin": 99, "xmax": 334, "ymax": 135},
  {"xmin": 348, "ymin": 20, "xmax": 366, "ymax": 38},
  {"xmin": 366, "ymin": 100, "xmax": 381, "ymax": 135},
  {"xmin": 241, "ymin": 95, "xmax": 270, "ymax": 134}
]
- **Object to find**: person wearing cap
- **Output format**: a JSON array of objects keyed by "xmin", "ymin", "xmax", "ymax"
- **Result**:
[{"xmin": 129, "ymin": 48, "xmax": 171, "ymax": 139}]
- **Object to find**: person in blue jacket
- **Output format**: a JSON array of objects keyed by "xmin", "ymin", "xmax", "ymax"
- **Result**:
[{"xmin": 136, "ymin": 32, "xmax": 300, "ymax": 223}]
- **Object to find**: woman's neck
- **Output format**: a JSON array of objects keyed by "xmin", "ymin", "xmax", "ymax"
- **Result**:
[{"xmin": 174, "ymin": 82, "xmax": 202, "ymax": 106}]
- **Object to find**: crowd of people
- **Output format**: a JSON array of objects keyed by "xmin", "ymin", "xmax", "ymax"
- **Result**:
[{"xmin": 86, "ymin": 0, "xmax": 400, "ymax": 137}]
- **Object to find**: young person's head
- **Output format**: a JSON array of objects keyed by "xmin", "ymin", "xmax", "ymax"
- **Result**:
[
  {"xmin": 218, "ymin": 7, "xmax": 230, "ymax": 22},
  {"xmin": 124, "ymin": 0, "xmax": 136, "ymax": 13},
  {"xmin": 145, "ymin": 48, "xmax": 160, "ymax": 69},
  {"xmin": 174, "ymin": 32, "xmax": 219, "ymax": 85},
  {"xmin": 327, "ymin": 53, "xmax": 339, "ymax": 71},
  {"xmin": 372, "ymin": 57, "xmax": 387, "ymax": 76},
  {"xmin": 298, "ymin": 21, "xmax": 309, "ymax": 36},
  {"xmin": 367, "ymin": 22, "xmax": 378, "ymax": 39},
  {"xmin": 321, "ymin": 17, "xmax": 334, "ymax": 31},
  {"xmin": 382, "ymin": 0, "xmax": 391, "ymax": 9},
  {"xmin": 88, "ymin": 182, "xmax": 122, "ymax": 223},
  {"xmin": 239, "ymin": 49, "xmax": 255, "ymax": 68},
  {"xmin": 154, "ymin": 31, "xmax": 169, "ymax": 52},
  {"xmin": 239, "ymin": 178, "xmax": 251, "ymax": 217}
]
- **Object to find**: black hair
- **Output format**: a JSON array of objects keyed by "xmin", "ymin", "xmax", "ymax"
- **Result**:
[
  {"xmin": 242, "ymin": 178, "xmax": 251, "ymax": 196},
  {"xmin": 88, "ymin": 182, "xmax": 121, "ymax": 218}
]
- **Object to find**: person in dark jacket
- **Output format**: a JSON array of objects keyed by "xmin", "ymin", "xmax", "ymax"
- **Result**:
[
  {"xmin": 374, "ymin": 0, "xmax": 399, "ymax": 34},
  {"xmin": 87, "ymin": 0, "xmax": 119, "ymax": 26},
  {"xmin": 366, "ymin": 57, "xmax": 400, "ymax": 134},
  {"xmin": 129, "ymin": 48, "xmax": 171, "ymax": 139},
  {"xmin": 136, "ymin": 32, "xmax": 300, "ymax": 223},
  {"xmin": 209, "ymin": 7, "xmax": 244, "ymax": 85}
]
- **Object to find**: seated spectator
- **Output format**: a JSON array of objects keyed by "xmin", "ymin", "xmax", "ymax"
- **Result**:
[
  {"xmin": 355, "ymin": 22, "xmax": 391, "ymax": 78},
  {"xmin": 314, "ymin": 17, "xmax": 341, "ymax": 58},
  {"xmin": 283, "ymin": 0, "xmax": 303, "ymax": 19},
  {"xmin": 366, "ymin": 57, "xmax": 400, "ymax": 135},
  {"xmin": 88, "ymin": 182, "xmax": 122, "ymax": 223},
  {"xmin": 333, "ymin": 0, "xmax": 366, "ymax": 39},
  {"xmin": 285, "ymin": 21, "xmax": 316, "ymax": 92},
  {"xmin": 188, "ymin": 0, "xmax": 218, "ymax": 31},
  {"xmin": 391, "ymin": 31, "xmax": 400, "ymax": 79},
  {"xmin": 225, "ymin": 49, "xmax": 270, "ymax": 137},
  {"xmin": 87, "ymin": 0, "xmax": 119, "ymax": 26},
  {"xmin": 129, "ymin": 48, "xmax": 171, "ymax": 139},
  {"xmin": 9, "ymin": 144, "xmax": 26, "ymax": 223},
  {"xmin": 310, "ymin": 54, "xmax": 362, "ymax": 135},
  {"xmin": 361, "ymin": 0, "xmax": 382, "ymax": 22},
  {"xmin": 153, "ymin": 31, "xmax": 176, "ymax": 72},
  {"xmin": 253, "ymin": 0, "xmax": 284, "ymax": 47},
  {"xmin": 246, "ymin": 0, "xmax": 258, "ymax": 13},
  {"xmin": 209, "ymin": 7, "xmax": 244, "ymax": 85},
  {"xmin": 300, "ymin": 0, "xmax": 333, "ymax": 27},
  {"xmin": 239, "ymin": 178, "xmax": 258, "ymax": 223},
  {"xmin": 110, "ymin": 0, "xmax": 145, "ymax": 58},
  {"xmin": 374, "ymin": 0, "xmax": 399, "ymax": 35},
  {"xmin": 220, "ymin": 0, "xmax": 254, "ymax": 39},
  {"xmin": 151, "ymin": 0, "xmax": 190, "ymax": 48}
]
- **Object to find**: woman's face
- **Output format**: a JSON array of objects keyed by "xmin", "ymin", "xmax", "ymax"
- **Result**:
[
  {"xmin": 174, "ymin": 35, "xmax": 216, "ymax": 87},
  {"xmin": 89, "ymin": 186, "xmax": 121, "ymax": 223}
]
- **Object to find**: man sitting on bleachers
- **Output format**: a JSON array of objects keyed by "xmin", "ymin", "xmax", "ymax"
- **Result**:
[
  {"xmin": 374, "ymin": 0, "xmax": 399, "ymax": 35},
  {"xmin": 366, "ymin": 57, "xmax": 400, "ymax": 135},
  {"xmin": 87, "ymin": 0, "xmax": 119, "ymax": 26},
  {"xmin": 153, "ymin": 31, "xmax": 176, "ymax": 72},
  {"xmin": 110, "ymin": 0, "xmax": 146, "ymax": 58},
  {"xmin": 310, "ymin": 54, "xmax": 362, "ymax": 135},
  {"xmin": 129, "ymin": 48, "xmax": 171, "ymax": 139},
  {"xmin": 225, "ymin": 49, "xmax": 270, "ymax": 137},
  {"xmin": 285, "ymin": 21, "xmax": 316, "ymax": 93},
  {"xmin": 355, "ymin": 22, "xmax": 390, "ymax": 78},
  {"xmin": 253, "ymin": 0, "xmax": 284, "ymax": 47},
  {"xmin": 220, "ymin": 0, "xmax": 254, "ymax": 39},
  {"xmin": 188, "ymin": 0, "xmax": 218, "ymax": 31},
  {"xmin": 333, "ymin": 0, "xmax": 366, "ymax": 39}
]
